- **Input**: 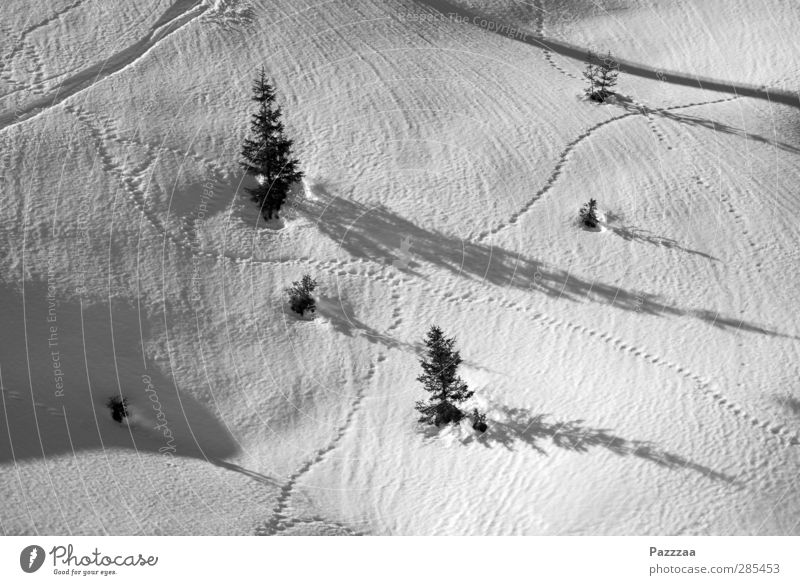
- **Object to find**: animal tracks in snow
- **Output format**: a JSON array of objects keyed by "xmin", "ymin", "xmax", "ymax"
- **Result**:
[
  {"xmin": 441, "ymin": 286, "xmax": 799, "ymax": 448},
  {"xmin": 476, "ymin": 95, "xmax": 740, "ymax": 242},
  {"xmin": 257, "ymin": 361, "xmax": 377, "ymax": 536}
]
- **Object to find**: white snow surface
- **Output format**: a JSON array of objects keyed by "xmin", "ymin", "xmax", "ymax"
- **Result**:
[{"xmin": 1, "ymin": 0, "xmax": 799, "ymax": 535}]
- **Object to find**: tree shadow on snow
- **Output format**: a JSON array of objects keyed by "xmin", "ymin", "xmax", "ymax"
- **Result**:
[
  {"xmin": 301, "ymin": 186, "xmax": 794, "ymax": 339},
  {"xmin": 0, "ymin": 282, "xmax": 242, "ymax": 468},
  {"xmin": 613, "ymin": 95, "xmax": 800, "ymax": 155},
  {"xmin": 315, "ymin": 295, "xmax": 417, "ymax": 353},
  {"xmin": 415, "ymin": 0, "xmax": 800, "ymax": 110},
  {"xmin": 419, "ymin": 405, "xmax": 739, "ymax": 485},
  {"xmin": 210, "ymin": 459, "xmax": 281, "ymax": 487},
  {"xmin": 313, "ymin": 295, "xmax": 494, "ymax": 373},
  {"xmin": 603, "ymin": 212, "xmax": 719, "ymax": 261}
]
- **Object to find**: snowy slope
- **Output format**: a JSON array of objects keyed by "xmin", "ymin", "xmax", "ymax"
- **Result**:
[{"xmin": 1, "ymin": 0, "xmax": 799, "ymax": 535}]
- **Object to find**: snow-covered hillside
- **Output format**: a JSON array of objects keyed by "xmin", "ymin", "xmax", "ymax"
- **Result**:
[{"xmin": 1, "ymin": 0, "xmax": 798, "ymax": 535}]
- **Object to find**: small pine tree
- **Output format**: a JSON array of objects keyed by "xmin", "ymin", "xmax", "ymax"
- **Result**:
[
  {"xmin": 286, "ymin": 274, "xmax": 317, "ymax": 316},
  {"xmin": 579, "ymin": 198, "xmax": 599, "ymax": 228},
  {"xmin": 106, "ymin": 396, "xmax": 129, "ymax": 423},
  {"xmin": 582, "ymin": 58, "xmax": 599, "ymax": 100},
  {"xmin": 415, "ymin": 326, "xmax": 473, "ymax": 427},
  {"xmin": 583, "ymin": 51, "xmax": 619, "ymax": 102},
  {"xmin": 240, "ymin": 67, "xmax": 303, "ymax": 220},
  {"xmin": 471, "ymin": 408, "xmax": 488, "ymax": 433},
  {"xmin": 598, "ymin": 52, "xmax": 619, "ymax": 98}
]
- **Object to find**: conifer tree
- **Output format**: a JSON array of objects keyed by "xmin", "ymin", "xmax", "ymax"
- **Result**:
[
  {"xmin": 240, "ymin": 67, "xmax": 303, "ymax": 220},
  {"xmin": 582, "ymin": 58, "xmax": 599, "ymax": 100},
  {"xmin": 579, "ymin": 198, "xmax": 599, "ymax": 228},
  {"xmin": 470, "ymin": 408, "xmax": 488, "ymax": 433},
  {"xmin": 286, "ymin": 274, "xmax": 317, "ymax": 316},
  {"xmin": 106, "ymin": 396, "xmax": 129, "ymax": 423},
  {"xmin": 597, "ymin": 51, "xmax": 619, "ymax": 98},
  {"xmin": 583, "ymin": 51, "xmax": 619, "ymax": 102},
  {"xmin": 415, "ymin": 326, "xmax": 473, "ymax": 426}
]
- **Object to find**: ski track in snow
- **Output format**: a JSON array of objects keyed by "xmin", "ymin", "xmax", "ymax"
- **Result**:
[
  {"xmin": 475, "ymin": 94, "xmax": 740, "ymax": 242},
  {"xmin": 0, "ymin": 0, "xmax": 207, "ymax": 132},
  {"xmin": 0, "ymin": 0, "xmax": 87, "ymax": 94}
]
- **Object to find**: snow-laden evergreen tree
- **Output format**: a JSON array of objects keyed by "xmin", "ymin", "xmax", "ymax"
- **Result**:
[
  {"xmin": 415, "ymin": 326, "xmax": 473, "ymax": 426},
  {"xmin": 579, "ymin": 198, "xmax": 599, "ymax": 228},
  {"xmin": 240, "ymin": 67, "xmax": 303, "ymax": 220},
  {"xmin": 583, "ymin": 51, "xmax": 619, "ymax": 102},
  {"xmin": 286, "ymin": 274, "xmax": 317, "ymax": 316}
]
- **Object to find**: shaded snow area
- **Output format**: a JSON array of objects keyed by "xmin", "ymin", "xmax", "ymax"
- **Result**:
[{"xmin": 1, "ymin": 0, "xmax": 799, "ymax": 535}]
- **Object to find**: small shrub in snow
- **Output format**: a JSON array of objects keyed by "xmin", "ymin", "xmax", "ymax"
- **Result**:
[
  {"xmin": 583, "ymin": 51, "xmax": 619, "ymax": 103},
  {"xmin": 579, "ymin": 198, "xmax": 600, "ymax": 228},
  {"xmin": 286, "ymin": 274, "xmax": 317, "ymax": 316},
  {"xmin": 415, "ymin": 326, "xmax": 474, "ymax": 427},
  {"xmin": 471, "ymin": 408, "xmax": 488, "ymax": 433},
  {"xmin": 106, "ymin": 396, "xmax": 129, "ymax": 423}
]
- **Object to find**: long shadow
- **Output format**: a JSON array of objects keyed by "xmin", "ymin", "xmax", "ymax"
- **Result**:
[
  {"xmin": 313, "ymin": 295, "xmax": 493, "ymax": 373},
  {"xmin": 613, "ymin": 95, "xmax": 800, "ymax": 155},
  {"xmin": 314, "ymin": 295, "xmax": 416, "ymax": 353},
  {"xmin": 211, "ymin": 459, "xmax": 281, "ymax": 487},
  {"xmin": 0, "ymin": 281, "xmax": 239, "ymax": 464},
  {"xmin": 603, "ymin": 212, "xmax": 719, "ymax": 261},
  {"xmin": 302, "ymin": 186, "xmax": 794, "ymax": 339},
  {"xmin": 420, "ymin": 405, "xmax": 739, "ymax": 484},
  {"xmin": 415, "ymin": 0, "xmax": 800, "ymax": 109}
]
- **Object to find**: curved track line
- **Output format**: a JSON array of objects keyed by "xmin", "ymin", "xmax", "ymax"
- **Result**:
[
  {"xmin": 257, "ymin": 361, "xmax": 377, "ymax": 536},
  {"xmin": 68, "ymin": 96, "xmax": 793, "ymax": 446},
  {"xmin": 291, "ymin": 254, "xmax": 799, "ymax": 449},
  {"xmin": 259, "ymin": 275, "xmax": 408, "ymax": 535},
  {"xmin": 0, "ymin": 0, "xmax": 87, "ymax": 90},
  {"xmin": 64, "ymin": 104, "xmax": 357, "ymax": 270},
  {"xmin": 436, "ymin": 283, "xmax": 799, "ymax": 447},
  {"xmin": 476, "ymin": 95, "xmax": 740, "ymax": 242},
  {"xmin": 0, "ymin": 0, "xmax": 207, "ymax": 132}
]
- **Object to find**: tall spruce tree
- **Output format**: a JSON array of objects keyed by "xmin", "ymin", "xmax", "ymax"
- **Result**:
[
  {"xmin": 415, "ymin": 326, "xmax": 473, "ymax": 427},
  {"xmin": 240, "ymin": 68, "xmax": 303, "ymax": 220}
]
